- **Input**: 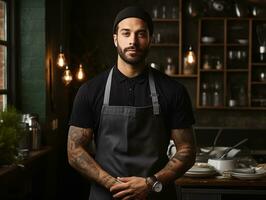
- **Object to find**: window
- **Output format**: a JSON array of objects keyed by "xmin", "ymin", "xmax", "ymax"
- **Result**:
[{"xmin": 0, "ymin": 0, "xmax": 13, "ymax": 110}]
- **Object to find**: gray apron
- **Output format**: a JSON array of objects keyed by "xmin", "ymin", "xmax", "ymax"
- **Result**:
[{"xmin": 89, "ymin": 68, "xmax": 176, "ymax": 200}]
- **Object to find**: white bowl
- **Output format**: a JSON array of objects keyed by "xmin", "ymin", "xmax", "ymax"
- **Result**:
[
  {"xmin": 237, "ymin": 39, "xmax": 248, "ymax": 45},
  {"xmin": 208, "ymin": 158, "xmax": 236, "ymax": 174},
  {"xmin": 201, "ymin": 36, "xmax": 215, "ymax": 43}
]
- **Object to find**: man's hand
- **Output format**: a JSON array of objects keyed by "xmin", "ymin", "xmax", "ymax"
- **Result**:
[{"xmin": 110, "ymin": 176, "xmax": 149, "ymax": 200}]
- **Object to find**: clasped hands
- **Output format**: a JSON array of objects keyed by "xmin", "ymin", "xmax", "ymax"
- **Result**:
[{"xmin": 110, "ymin": 176, "xmax": 150, "ymax": 200}]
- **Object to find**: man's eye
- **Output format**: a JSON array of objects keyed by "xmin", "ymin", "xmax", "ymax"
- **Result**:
[
  {"xmin": 138, "ymin": 32, "xmax": 147, "ymax": 37},
  {"xmin": 122, "ymin": 32, "xmax": 130, "ymax": 37}
]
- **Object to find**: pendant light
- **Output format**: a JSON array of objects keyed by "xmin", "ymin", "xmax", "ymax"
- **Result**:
[
  {"xmin": 76, "ymin": 64, "xmax": 86, "ymax": 81},
  {"xmin": 62, "ymin": 66, "xmax": 73, "ymax": 85},
  {"xmin": 57, "ymin": 0, "xmax": 66, "ymax": 68},
  {"xmin": 57, "ymin": 45, "xmax": 66, "ymax": 68},
  {"xmin": 183, "ymin": 45, "xmax": 196, "ymax": 75}
]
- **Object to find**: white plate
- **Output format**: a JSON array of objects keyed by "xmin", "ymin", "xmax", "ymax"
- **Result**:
[
  {"xmin": 185, "ymin": 171, "xmax": 217, "ymax": 178},
  {"xmin": 231, "ymin": 169, "xmax": 266, "ymax": 180},
  {"xmin": 188, "ymin": 166, "xmax": 215, "ymax": 173}
]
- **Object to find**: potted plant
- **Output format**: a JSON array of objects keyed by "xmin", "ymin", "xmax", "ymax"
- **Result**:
[{"xmin": 0, "ymin": 106, "xmax": 25, "ymax": 165}]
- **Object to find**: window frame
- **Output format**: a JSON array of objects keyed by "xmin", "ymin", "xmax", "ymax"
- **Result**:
[{"xmin": 0, "ymin": 0, "xmax": 17, "ymax": 108}]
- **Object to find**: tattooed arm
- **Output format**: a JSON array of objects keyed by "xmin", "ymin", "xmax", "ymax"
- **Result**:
[
  {"xmin": 67, "ymin": 125, "xmax": 118, "ymax": 189},
  {"xmin": 155, "ymin": 128, "xmax": 196, "ymax": 183}
]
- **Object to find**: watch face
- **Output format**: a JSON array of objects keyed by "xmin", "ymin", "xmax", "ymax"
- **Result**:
[{"xmin": 153, "ymin": 181, "xmax": 163, "ymax": 192}]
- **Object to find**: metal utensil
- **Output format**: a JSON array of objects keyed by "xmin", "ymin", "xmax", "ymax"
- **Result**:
[
  {"xmin": 219, "ymin": 138, "xmax": 248, "ymax": 159},
  {"xmin": 205, "ymin": 129, "xmax": 222, "ymax": 155}
]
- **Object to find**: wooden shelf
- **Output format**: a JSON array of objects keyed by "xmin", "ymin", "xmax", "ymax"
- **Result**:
[
  {"xmin": 251, "ymin": 81, "xmax": 266, "ymax": 84},
  {"xmin": 197, "ymin": 106, "xmax": 265, "ymax": 110},
  {"xmin": 226, "ymin": 69, "xmax": 248, "ymax": 72},
  {"xmin": 169, "ymin": 74, "xmax": 197, "ymax": 78},
  {"xmin": 226, "ymin": 43, "xmax": 249, "ymax": 46},
  {"xmin": 151, "ymin": 43, "xmax": 179, "ymax": 47},
  {"xmin": 200, "ymin": 43, "xmax": 224, "ymax": 46},
  {"xmin": 152, "ymin": 18, "xmax": 179, "ymax": 22},
  {"xmin": 200, "ymin": 69, "xmax": 224, "ymax": 72},
  {"xmin": 197, "ymin": 17, "xmax": 266, "ymax": 110},
  {"xmin": 252, "ymin": 62, "xmax": 266, "ymax": 66},
  {"xmin": 201, "ymin": 17, "xmax": 225, "ymax": 20}
]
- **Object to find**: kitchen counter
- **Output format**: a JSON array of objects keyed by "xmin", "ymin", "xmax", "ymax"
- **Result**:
[
  {"xmin": 175, "ymin": 175, "xmax": 266, "ymax": 187},
  {"xmin": 175, "ymin": 174, "xmax": 266, "ymax": 200},
  {"xmin": 0, "ymin": 146, "xmax": 52, "ymax": 199},
  {"xmin": 0, "ymin": 146, "xmax": 52, "ymax": 179}
]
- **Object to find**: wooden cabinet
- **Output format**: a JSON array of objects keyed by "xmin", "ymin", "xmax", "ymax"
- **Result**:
[
  {"xmin": 178, "ymin": 187, "xmax": 266, "ymax": 200},
  {"xmin": 175, "ymin": 176, "xmax": 266, "ymax": 200},
  {"xmin": 0, "ymin": 147, "xmax": 52, "ymax": 200},
  {"xmin": 143, "ymin": 0, "xmax": 190, "ymax": 77},
  {"xmin": 197, "ymin": 17, "xmax": 266, "ymax": 110}
]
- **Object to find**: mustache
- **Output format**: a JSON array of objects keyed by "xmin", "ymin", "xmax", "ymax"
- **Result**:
[{"xmin": 124, "ymin": 46, "xmax": 140, "ymax": 51}]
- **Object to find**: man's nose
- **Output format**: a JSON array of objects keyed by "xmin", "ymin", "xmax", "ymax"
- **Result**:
[{"xmin": 129, "ymin": 34, "xmax": 137, "ymax": 45}]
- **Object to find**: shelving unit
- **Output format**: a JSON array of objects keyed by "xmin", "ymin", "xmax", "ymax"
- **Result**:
[
  {"xmin": 197, "ymin": 17, "xmax": 266, "ymax": 110},
  {"xmin": 145, "ymin": 0, "xmax": 193, "ymax": 77}
]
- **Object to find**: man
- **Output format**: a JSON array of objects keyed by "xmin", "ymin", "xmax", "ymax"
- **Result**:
[{"xmin": 68, "ymin": 6, "xmax": 196, "ymax": 200}]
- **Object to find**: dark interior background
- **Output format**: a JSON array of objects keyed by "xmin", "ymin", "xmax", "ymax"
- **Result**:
[{"xmin": 44, "ymin": 0, "xmax": 266, "ymax": 199}]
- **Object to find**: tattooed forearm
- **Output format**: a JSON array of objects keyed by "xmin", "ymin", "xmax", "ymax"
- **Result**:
[
  {"xmin": 67, "ymin": 126, "xmax": 116, "ymax": 189},
  {"xmin": 155, "ymin": 128, "xmax": 196, "ymax": 183}
]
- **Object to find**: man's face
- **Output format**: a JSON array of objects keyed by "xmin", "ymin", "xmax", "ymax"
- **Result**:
[{"xmin": 113, "ymin": 17, "xmax": 151, "ymax": 65}]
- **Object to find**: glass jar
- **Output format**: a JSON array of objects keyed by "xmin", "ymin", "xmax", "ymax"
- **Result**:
[{"xmin": 165, "ymin": 57, "xmax": 176, "ymax": 75}]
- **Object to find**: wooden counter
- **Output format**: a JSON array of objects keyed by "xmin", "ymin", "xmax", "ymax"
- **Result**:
[
  {"xmin": 175, "ymin": 175, "xmax": 266, "ymax": 200},
  {"xmin": 0, "ymin": 146, "xmax": 52, "ymax": 200},
  {"xmin": 0, "ymin": 146, "xmax": 52, "ymax": 179},
  {"xmin": 175, "ymin": 175, "xmax": 266, "ymax": 187}
]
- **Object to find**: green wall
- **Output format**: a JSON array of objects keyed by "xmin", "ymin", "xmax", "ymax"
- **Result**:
[{"xmin": 19, "ymin": 0, "xmax": 46, "ymax": 122}]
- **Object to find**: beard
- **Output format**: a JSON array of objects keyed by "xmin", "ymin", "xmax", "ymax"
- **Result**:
[{"xmin": 116, "ymin": 42, "xmax": 149, "ymax": 65}]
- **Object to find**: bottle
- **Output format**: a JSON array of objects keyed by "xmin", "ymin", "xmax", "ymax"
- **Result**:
[
  {"xmin": 162, "ymin": 5, "xmax": 166, "ymax": 19},
  {"xmin": 18, "ymin": 122, "xmax": 30, "ymax": 150},
  {"xmin": 165, "ymin": 57, "xmax": 176, "ymax": 75},
  {"xmin": 201, "ymin": 83, "xmax": 209, "ymax": 106},
  {"xmin": 213, "ymin": 82, "xmax": 221, "ymax": 107},
  {"xmin": 259, "ymin": 46, "xmax": 266, "ymax": 62},
  {"xmin": 203, "ymin": 55, "xmax": 211, "ymax": 70},
  {"xmin": 171, "ymin": 7, "xmax": 177, "ymax": 19},
  {"xmin": 238, "ymin": 86, "xmax": 247, "ymax": 106},
  {"xmin": 29, "ymin": 115, "xmax": 42, "ymax": 150},
  {"xmin": 215, "ymin": 60, "xmax": 223, "ymax": 70}
]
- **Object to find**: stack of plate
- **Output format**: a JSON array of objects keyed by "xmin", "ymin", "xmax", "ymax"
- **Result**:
[
  {"xmin": 231, "ymin": 168, "xmax": 266, "ymax": 180},
  {"xmin": 185, "ymin": 165, "xmax": 217, "ymax": 178}
]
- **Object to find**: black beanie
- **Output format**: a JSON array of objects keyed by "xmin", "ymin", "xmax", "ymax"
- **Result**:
[{"xmin": 113, "ymin": 6, "xmax": 153, "ymax": 35}]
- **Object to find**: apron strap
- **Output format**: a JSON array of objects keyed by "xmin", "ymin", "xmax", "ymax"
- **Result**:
[
  {"xmin": 148, "ymin": 70, "xmax": 160, "ymax": 115},
  {"xmin": 103, "ymin": 67, "xmax": 160, "ymax": 115},
  {"xmin": 103, "ymin": 68, "xmax": 114, "ymax": 105}
]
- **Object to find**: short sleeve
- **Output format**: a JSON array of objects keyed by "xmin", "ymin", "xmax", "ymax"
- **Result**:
[
  {"xmin": 69, "ymin": 84, "xmax": 94, "ymax": 128},
  {"xmin": 169, "ymin": 85, "xmax": 195, "ymax": 129}
]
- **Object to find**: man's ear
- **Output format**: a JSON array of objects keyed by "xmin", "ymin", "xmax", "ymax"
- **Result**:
[{"xmin": 113, "ymin": 34, "xmax": 117, "ymax": 47}]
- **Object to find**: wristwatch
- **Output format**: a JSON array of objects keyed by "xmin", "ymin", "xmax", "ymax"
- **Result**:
[{"xmin": 146, "ymin": 175, "xmax": 163, "ymax": 193}]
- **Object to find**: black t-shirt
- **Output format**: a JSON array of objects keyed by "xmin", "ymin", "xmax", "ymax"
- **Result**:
[{"xmin": 69, "ymin": 66, "xmax": 195, "ymax": 133}]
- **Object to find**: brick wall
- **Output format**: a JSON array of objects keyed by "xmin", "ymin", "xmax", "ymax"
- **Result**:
[
  {"xmin": 0, "ymin": 1, "xmax": 6, "ymax": 110},
  {"xmin": 0, "ymin": 1, "xmax": 5, "ymax": 40}
]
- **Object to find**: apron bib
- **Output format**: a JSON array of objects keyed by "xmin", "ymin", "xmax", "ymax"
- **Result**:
[{"xmin": 89, "ymin": 68, "xmax": 176, "ymax": 200}]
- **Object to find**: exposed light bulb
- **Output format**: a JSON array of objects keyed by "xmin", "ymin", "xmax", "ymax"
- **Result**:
[
  {"xmin": 76, "ymin": 64, "xmax": 86, "ymax": 81},
  {"xmin": 57, "ymin": 53, "xmax": 66, "ymax": 68},
  {"xmin": 183, "ymin": 45, "xmax": 196, "ymax": 75},
  {"xmin": 62, "ymin": 66, "xmax": 73, "ymax": 85},
  {"xmin": 187, "ymin": 46, "xmax": 196, "ymax": 64}
]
